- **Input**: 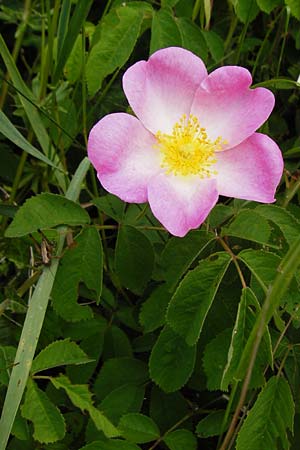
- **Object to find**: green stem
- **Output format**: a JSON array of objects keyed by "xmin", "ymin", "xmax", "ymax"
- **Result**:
[
  {"xmin": 192, "ymin": 0, "xmax": 202, "ymax": 22},
  {"xmin": 282, "ymin": 177, "xmax": 300, "ymax": 208},
  {"xmin": 252, "ymin": 11, "xmax": 283, "ymax": 78},
  {"xmin": 0, "ymin": 0, "xmax": 32, "ymax": 110},
  {"xmin": 224, "ymin": 15, "xmax": 238, "ymax": 52},
  {"xmin": 81, "ymin": 26, "xmax": 88, "ymax": 146},
  {"xmin": 217, "ymin": 381, "xmax": 239, "ymax": 449},
  {"xmin": 276, "ymin": 7, "xmax": 290, "ymax": 77}
]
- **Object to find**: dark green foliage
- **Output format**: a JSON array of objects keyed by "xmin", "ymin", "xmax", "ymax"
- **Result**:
[{"xmin": 1, "ymin": 1, "xmax": 300, "ymax": 449}]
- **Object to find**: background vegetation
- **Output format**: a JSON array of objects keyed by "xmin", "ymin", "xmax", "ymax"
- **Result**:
[{"xmin": 1, "ymin": 0, "xmax": 300, "ymax": 449}]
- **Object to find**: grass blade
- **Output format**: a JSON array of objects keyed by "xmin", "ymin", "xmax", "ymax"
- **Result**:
[
  {"xmin": 0, "ymin": 110, "xmax": 59, "ymax": 169},
  {"xmin": 0, "ymin": 33, "xmax": 67, "ymax": 191},
  {"xmin": 53, "ymin": 0, "xmax": 93, "ymax": 84}
]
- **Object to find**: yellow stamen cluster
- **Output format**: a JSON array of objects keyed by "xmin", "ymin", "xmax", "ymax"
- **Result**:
[{"xmin": 155, "ymin": 114, "xmax": 225, "ymax": 178}]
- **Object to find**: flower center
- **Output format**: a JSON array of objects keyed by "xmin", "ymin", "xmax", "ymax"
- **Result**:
[{"xmin": 155, "ymin": 114, "xmax": 225, "ymax": 177}]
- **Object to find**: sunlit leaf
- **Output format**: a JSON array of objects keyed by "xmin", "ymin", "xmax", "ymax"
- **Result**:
[
  {"xmin": 51, "ymin": 375, "xmax": 119, "ymax": 438},
  {"xmin": 31, "ymin": 339, "xmax": 93, "ymax": 374},
  {"xmin": 5, "ymin": 193, "xmax": 89, "ymax": 238},
  {"xmin": 21, "ymin": 379, "xmax": 65, "ymax": 443}
]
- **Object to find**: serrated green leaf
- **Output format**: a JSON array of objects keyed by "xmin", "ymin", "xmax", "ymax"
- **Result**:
[
  {"xmin": 221, "ymin": 288, "xmax": 272, "ymax": 390},
  {"xmin": 230, "ymin": 0, "xmax": 260, "ymax": 23},
  {"xmin": 11, "ymin": 411, "xmax": 29, "ymax": 441},
  {"xmin": 284, "ymin": 347, "xmax": 300, "ymax": 413},
  {"xmin": 51, "ymin": 374, "xmax": 93, "ymax": 409},
  {"xmin": 238, "ymin": 249, "xmax": 300, "ymax": 309},
  {"xmin": 79, "ymin": 440, "xmax": 141, "ymax": 450},
  {"xmin": 139, "ymin": 284, "xmax": 171, "ymax": 333},
  {"xmin": 208, "ymin": 204, "xmax": 234, "ymax": 228},
  {"xmin": 100, "ymin": 384, "xmax": 144, "ymax": 425},
  {"xmin": 93, "ymin": 194, "xmax": 125, "ymax": 222},
  {"xmin": 164, "ymin": 429, "xmax": 197, "ymax": 450},
  {"xmin": 21, "ymin": 379, "xmax": 65, "ymax": 444},
  {"xmin": 51, "ymin": 227, "xmax": 102, "ymax": 322},
  {"xmin": 160, "ymin": 230, "xmax": 215, "ymax": 290},
  {"xmin": 86, "ymin": 5, "xmax": 144, "ymax": 96},
  {"xmin": 196, "ymin": 411, "xmax": 230, "ymax": 438},
  {"xmin": 64, "ymin": 34, "xmax": 83, "ymax": 83},
  {"xmin": 94, "ymin": 357, "xmax": 148, "ymax": 400},
  {"xmin": 224, "ymin": 209, "xmax": 272, "ymax": 246},
  {"xmin": 115, "ymin": 225, "xmax": 154, "ymax": 294},
  {"xmin": 149, "ymin": 326, "xmax": 196, "ymax": 392},
  {"xmin": 5, "ymin": 193, "xmax": 89, "ymax": 238},
  {"xmin": 119, "ymin": 413, "xmax": 160, "ymax": 443},
  {"xmin": 31, "ymin": 339, "xmax": 93, "ymax": 374},
  {"xmin": 150, "ymin": 9, "xmax": 182, "ymax": 54},
  {"xmin": 256, "ymin": 0, "xmax": 283, "ymax": 13},
  {"xmin": 236, "ymin": 376, "xmax": 294, "ymax": 450},
  {"xmin": 255, "ymin": 204, "xmax": 300, "ymax": 247},
  {"xmin": 201, "ymin": 30, "xmax": 224, "ymax": 62},
  {"xmin": 175, "ymin": 18, "xmax": 208, "ymax": 61},
  {"xmin": 102, "ymin": 326, "xmax": 133, "ymax": 360},
  {"xmin": 239, "ymin": 249, "xmax": 281, "ymax": 292},
  {"xmin": 285, "ymin": 0, "xmax": 300, "ymax": 19},
  {"xmin": 203, "ymin": 328, "xmax": 232, "ymax": 391},
  {"xmin": 50, "ymin": 375, "xmax": 119, "ymax": 438},
  {"xmin": 89, "ymin": 407, "xmax": 120, "ymax": 438},
  {"xmin": 167, "ymin": 253, "xmax": 231, "ymax": 345}
]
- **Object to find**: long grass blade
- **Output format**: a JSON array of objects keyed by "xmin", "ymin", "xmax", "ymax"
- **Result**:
[
  {"xmin": 53, "ymin": 0, "xmax": 93, "ymax": 83},
  {"xmin": 0, "ymin": 34, "xmax": 67, "ymax": 191},
  {"xmin": 0, "ymin": 111, "xmax": 59, "ymax": 169}
]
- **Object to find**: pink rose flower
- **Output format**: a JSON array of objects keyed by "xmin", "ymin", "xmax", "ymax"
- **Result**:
[{"xmin": 88, "ymin": 47, "xmax": 283, "ymax": 237}]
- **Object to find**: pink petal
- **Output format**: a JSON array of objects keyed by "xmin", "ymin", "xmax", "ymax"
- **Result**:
[
  {"xmin": 123, "ymin": 47, "xmax": 208, "ymax": 135},
  {"xmin": 148, "ymin": 173, "xmax": 219, "ymax": 237},
  {"xmin": 191, "ymin": 66, "xmax": 275, "ymax": 149},
  {"xmin": 215, "ymin": 133, "xmax": 283, "ymax": 202},
  {"xmin": 88, "ymin": 113, "xmax": 160, "ymax": 203}
]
